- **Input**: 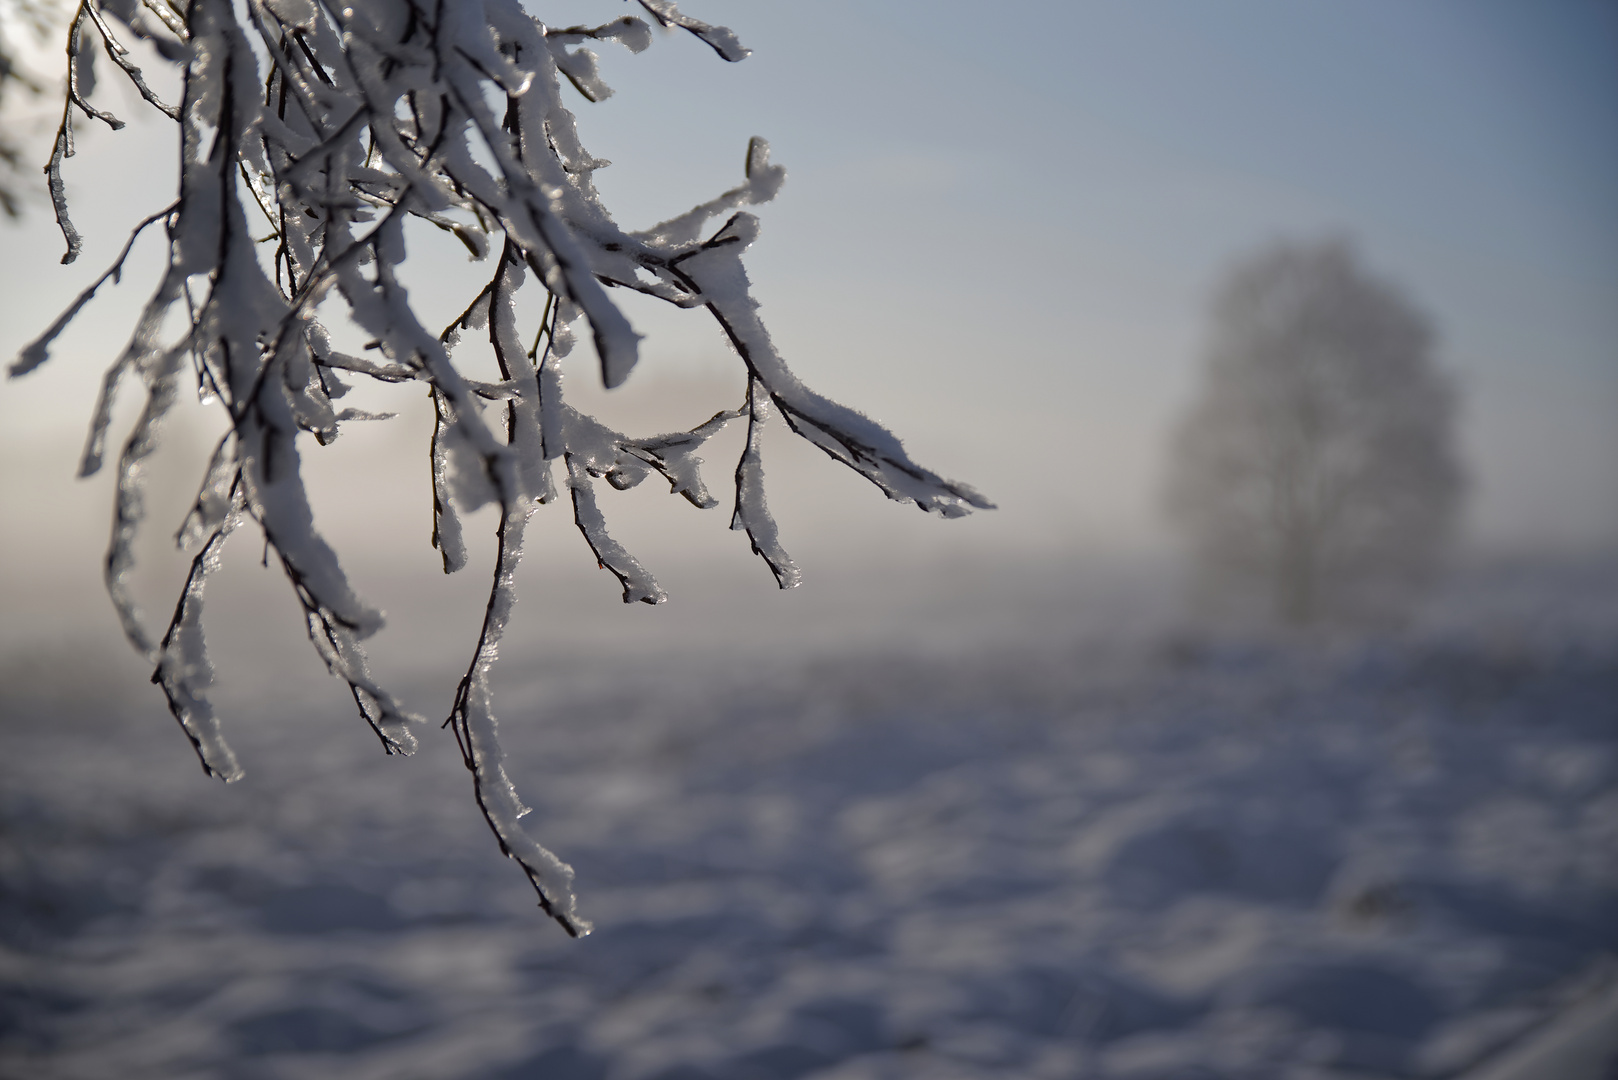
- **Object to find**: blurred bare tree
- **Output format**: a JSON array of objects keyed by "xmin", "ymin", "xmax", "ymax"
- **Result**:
[{"xmin": 1166, "ymin": 238, "xmax": 1466, "ymax": 626}]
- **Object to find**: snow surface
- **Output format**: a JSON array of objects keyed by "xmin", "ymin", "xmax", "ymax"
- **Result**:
[{"xmin": 2, "ymin": 561, "xmax": 1615, "ymax": 1080}]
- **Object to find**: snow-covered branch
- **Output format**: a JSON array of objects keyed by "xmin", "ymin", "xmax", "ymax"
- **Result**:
[{"xmin": 9, "ymin": 0, "xmax": 990, "ymax": 934}]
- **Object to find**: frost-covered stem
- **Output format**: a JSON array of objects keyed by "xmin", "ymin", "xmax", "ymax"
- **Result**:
[
  {"xmin": 64, "ymin": 3, "xmax": 122, "ymax": 127},
  {"xmin": 429, "ymin": 387, "xmax": 468, "ymax": 572},
  {"xmin": 731, "ymin": 375, "xmax": 798, "ymax": 588},
  {"xmin": 436, "ymin": 42, "xmax": 641, "ymax": 389},
  {"xmin": 104, "ymin": 343, "xmax": 186, "ymax": 656},
  {"xmin": 152, "ymin": 480, "xmax": 245, "ymax": 781},
  {"xmin": 11, "ymin": 201, "xmax": 178, "ymax": 376},
  {"xmin": 566, "ymin": 452, "xmax": 666, "ymax": 604},
  {"xmin": 666, "ymin": 214, "xmax": 993, "ymax": 518},
  {"xmin": 45, "ymin": 5, "xmax": 102, "ymax": 263},
  {"xmin": 448, "ymin": 502, "xmax": 590, "ymax": 937},
  {"xmin": 80, "ymin": 0, "xmax": 179, "ymax": 119},
  {"xmin": 140, "ymin": 0, "xmax": 188, "ymax": 41}
]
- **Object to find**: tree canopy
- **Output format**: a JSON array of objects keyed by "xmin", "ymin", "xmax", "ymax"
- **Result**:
[{"xmin": 1167, "ymin": 238, "xmax": 1465, "ymax": 627}]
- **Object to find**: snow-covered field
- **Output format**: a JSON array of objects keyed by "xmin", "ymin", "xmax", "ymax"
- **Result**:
[{"xmin": 2, "ymin": 559, "xmax": 1616, "ymax": 1080}]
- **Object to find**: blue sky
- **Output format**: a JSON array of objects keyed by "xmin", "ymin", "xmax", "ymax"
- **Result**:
[{"xmin": 2, "ymin": 0, "xmax": 1615, "ymax": 583}]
